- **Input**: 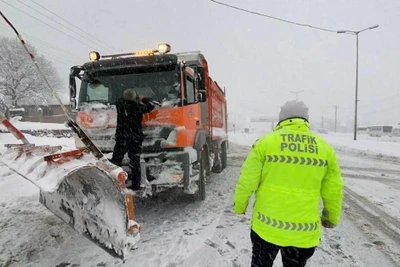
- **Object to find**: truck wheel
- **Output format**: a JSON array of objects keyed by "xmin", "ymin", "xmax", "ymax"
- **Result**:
[
  {"xmin": 194, "ymin": 150, "xmax": 206, "ymax": 201},
  {"xmin": 212, "ymin": 143, "xmax": 226, "ymax": 173},
  {"xmin": 204, "ymin": 149, "xmax": 211, "ymax": 177},
  {"xmin": 221, "ymin": 142, "xmax": 227, "ymax": 169}
]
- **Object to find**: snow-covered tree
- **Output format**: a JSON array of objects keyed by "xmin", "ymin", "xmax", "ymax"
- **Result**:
[{"xmin": 0, "ymin": 37, "xmax": 62, "ymax": 109}]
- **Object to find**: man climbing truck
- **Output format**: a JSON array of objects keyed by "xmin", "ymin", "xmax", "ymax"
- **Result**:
[{"xmin": 69, "ymin": 43, "xmax": 228, "ymax": 200}]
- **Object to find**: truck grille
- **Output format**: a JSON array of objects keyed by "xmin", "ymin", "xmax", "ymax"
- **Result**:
[{"xmin": 142, "ymin": 126, "xmax": 175, "ymax": 153}]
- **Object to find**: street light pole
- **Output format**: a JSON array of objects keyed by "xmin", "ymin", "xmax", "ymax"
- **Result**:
[
  {"xmin": 337, "ymin": 24, "xmax": 379, "ymax": 141},
  {"xmin": 290, "ymin": 90, "xmax": 304, "ymax": 101},
  {"xmin": 354, "ymin": 33, "xmax": 359, "ymax": 141}
]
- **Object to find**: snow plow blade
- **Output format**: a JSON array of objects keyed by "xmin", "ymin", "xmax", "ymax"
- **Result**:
[
  {"xmin": 0, "ymin": 145, "xmax": 140, "ymax": 260},
  {"xmin": 39, "ymin": 164, "xmax": 140, "ymax": 259}
]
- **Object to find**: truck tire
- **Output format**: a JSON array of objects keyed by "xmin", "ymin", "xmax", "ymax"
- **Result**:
[
  {"xmin": 212, "ymin": 143, "xmax": 226, "ymax": 173},
  {"xmin": 221, "ymin": 142, "xmax": 227, "ymax": 169},
  {"xmin": 204, "ymin": 146, "xmax": 211, "ymax": 177},
  {"xmin": 194, "ymin": 149, "xmax": 206, "ymax": 201}
]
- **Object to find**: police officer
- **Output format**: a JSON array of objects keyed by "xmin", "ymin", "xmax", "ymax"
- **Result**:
[
  {"xmin": 111, "ymin": 89, "xmax": 156, "ymax": 190},
  {"xmin": 234, "ymin": 101, "xmax": 343, "ymax": 267}
]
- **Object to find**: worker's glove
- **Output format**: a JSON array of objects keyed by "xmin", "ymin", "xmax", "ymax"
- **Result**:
[
  {"xmin": 141, "ymin": 96, "xmax": 161, "ymax": 106},
  {"xmin": 149, "ymin": 100, "xmax": 162, "ymax": 106},
  {"xmin": 321, "ymin": 219, "xmax": 335, "ymax": 228}
]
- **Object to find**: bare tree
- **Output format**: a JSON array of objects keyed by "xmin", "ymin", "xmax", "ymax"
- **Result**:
[{"xmin": 0, "ymin": 37, "xmax": 62, "ymax": 109}]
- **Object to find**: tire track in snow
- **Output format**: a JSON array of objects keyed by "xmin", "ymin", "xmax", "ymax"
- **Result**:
[
  {"xmin": 341, "ymin": 166, "xmax": 400, "ymax": 176},
  {"xmin": 344, "ymin": 187, "xmax": 400, "ymax": 235},
  {"xmin": 177, "ymin": 174, "xmax": 252, "ymax": 267},
  {"xmin": 343, "ymin": 173, "xmax": 400, "ymax": 191},
  {"xmin": 122, "ymin": 166, "xmax": 243, "ymax": 267},
  {"xmin": 335, "ymin": 147, "xmax": 400, "ymax": 164},
  {"xmin": 344, "ymin": 188, "xmax": 400, "ymax": 266}
]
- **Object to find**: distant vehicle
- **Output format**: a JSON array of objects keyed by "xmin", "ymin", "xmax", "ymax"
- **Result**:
[
  {"xmin": 7, "ymin": 107, "xmax": 25, "ymax": 119},
  {"xmin": 357, "ymin": 126, "xmax": 369, "ymax": 134},
  {"xmin": 392, "ymin": 128, "xmax": 400, "ymax": 137},
  {"xmin": 368, "ymin": 125, "xmax": 393, "ymax": 137},
  {"xmin": 317, "ymin": 128, "xmax": 328, "ymax": 134}
]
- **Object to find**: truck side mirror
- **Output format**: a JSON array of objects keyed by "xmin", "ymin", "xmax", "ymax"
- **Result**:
[
  {"xmin": 197, "ymin": 90, "xmax": 206, "ymax": 102},
  {"xmin": 195, "ymin": 67, "xmax": 205, "ymax": 91},
  {"xmin": 70, "ymin": 66, "xmax": 82, "ymax": 77},
  {"xmin": 69, "ymin": 76, "xmax": 77, "ymax": 99},
  {"xmin": 70, "ymin": 98, "xmax": 77, "ymax": 110}
]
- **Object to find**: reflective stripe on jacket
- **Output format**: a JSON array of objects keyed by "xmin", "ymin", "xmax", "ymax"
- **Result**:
[{"xmin": 234, "ymin": 118, "xmax": 343, "ymax": 248}]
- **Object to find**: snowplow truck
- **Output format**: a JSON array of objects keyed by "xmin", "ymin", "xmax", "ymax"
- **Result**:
[{"xmin": 69, "ymin": 44, "xmax": 228, "ymax": 200}]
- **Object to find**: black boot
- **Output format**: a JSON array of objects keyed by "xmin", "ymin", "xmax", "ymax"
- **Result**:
[{"xmin": 128, "ymin": 173, "xmax": 142, "ymax": 191}]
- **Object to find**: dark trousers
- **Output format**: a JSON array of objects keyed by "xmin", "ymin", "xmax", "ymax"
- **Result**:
[
  {"xmin": 110, "ymin": 136, "xmax": 142, "ymax": 187},
  {"xmin": 250, "ymin": 230, "xmax": 315, "ymax": 267}
]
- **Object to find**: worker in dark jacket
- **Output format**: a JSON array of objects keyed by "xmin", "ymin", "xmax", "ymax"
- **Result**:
[{"xmin": 110, "ymin": 89, "xmax": 156, "ymax": 190}]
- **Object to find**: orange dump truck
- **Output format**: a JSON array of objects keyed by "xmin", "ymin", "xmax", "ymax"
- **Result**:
[{"xmin": 69, "ymin": 44, "xmax": 228, "ymax": 200}]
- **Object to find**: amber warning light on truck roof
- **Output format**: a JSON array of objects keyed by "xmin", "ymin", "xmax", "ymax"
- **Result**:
[
  {"xmin": 158, "ymin": 43, "xmax": 171, "ymax": 54},
  {"xmin": 89, "ymin": 51, "xmax": 100, "ymax": 62},
  {"xmin": 89, "ymin": 43, "xmax": 172, "ymax": 62}
]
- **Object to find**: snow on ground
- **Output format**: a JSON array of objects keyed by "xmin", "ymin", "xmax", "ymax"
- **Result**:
[{"xmin": 1, "ymin": 123, "xmax": 400, "ymax": 266}]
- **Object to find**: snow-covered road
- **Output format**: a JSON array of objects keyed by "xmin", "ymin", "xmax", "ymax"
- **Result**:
[{"xmin": 1, "ymin": 133, "xmax": 400, "ymax": 267}]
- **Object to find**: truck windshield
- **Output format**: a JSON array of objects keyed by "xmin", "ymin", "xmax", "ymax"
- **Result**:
[{"xmin": 78, "ymin": 69, "xmax": 180, "ymax": 105}]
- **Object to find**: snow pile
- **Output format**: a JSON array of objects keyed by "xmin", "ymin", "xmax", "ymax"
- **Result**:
[{"xmin": 324, "ymin": 133, "xmax": 400, "ymax": 161}]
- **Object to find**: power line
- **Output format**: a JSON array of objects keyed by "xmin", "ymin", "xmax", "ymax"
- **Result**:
[
  {"xmin": 1, "ymin": 0, "xmax": 98, "ymax": 50},
  {"xmin": 35, "ymin": 48, "xmax": 79, "ymax": 65},
  {"xmin": 41, "ymin": 54, "xmax": 77, "ymax": 66},
  {"xmin": 0, "ymin": 24, "xmax": 82, "ymax": 61},
  {"xmin": 210, "ymin": 0, "xmax": 338, "ymax": 33},
  {"xmin": 29, "ymin": 0, "xmax": 118, "ymax": 52},
  {"xmin": 0, "ymin": 33, "xmax": 76, "ymax": 66},
  {"xmin": 15, "ymin": 0, "xmax": 114, "ymax": 53}
]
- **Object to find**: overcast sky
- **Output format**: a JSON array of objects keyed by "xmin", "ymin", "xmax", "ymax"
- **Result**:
[{"xmin": 1, "ymin": 0, "xmax": 399, "ymax": 126}]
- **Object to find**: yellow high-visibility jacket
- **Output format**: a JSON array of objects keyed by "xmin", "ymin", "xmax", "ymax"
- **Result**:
[{"xmin": 234, "ymin": 118, "xmax": 343, "ymax": 248}]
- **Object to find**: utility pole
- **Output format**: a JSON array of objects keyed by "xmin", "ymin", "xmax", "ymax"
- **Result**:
[
  {"xmin": 233, "ymin": 114, "xmax": 236, "ymax": 134},
  {"xmin": 334, "ymin": 105, "xmax": 338, "ymax": 133},
  {"xmin": 321, "ymin": 116, "xmax": 324, "ymax": 129},
  {"xmin": 290, "ymin": 90, "xmax": 304, "ymax": 101}
]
